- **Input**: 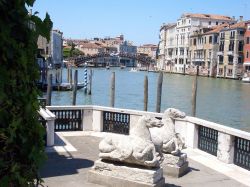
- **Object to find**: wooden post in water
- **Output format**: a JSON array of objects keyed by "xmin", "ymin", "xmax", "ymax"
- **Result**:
[
  {"xmin": 72, "ymin": 70, "xmax": 78, "ymax": 105},
  {"xmin": 191, "ymin": 74, "xmax": 198, "ymax": 117},
  {"xmin": 88, "ymin": 69, "xmax": 92, "ymax": 95},
  {"xmin": 144, "ymin": 75, "xmax": 148, "ymax": 111},
  {"xmin": 46, "ymin": 74, "xmax": 52, "ymax": 106},
  {"xmin": 67, "ymin": 67, "xmax": 69, "ymax": 82},
  {"xmin": 69, "ymin": 68, "xmax": 73, "ymax": 87},
  {"xmin": 196, "ymin": 65, "xmax": 199, "ymax": 76},
  {"xmin": 183, "ymin": 64, "xmax": 186, "ymax": 75},
  {"xmin": 156, "ymin": 72, "xmax": 163, "ymax": 113},
  {"xmin": 110, "ymin": 72, "xmax": 115, "ymax": 107}
]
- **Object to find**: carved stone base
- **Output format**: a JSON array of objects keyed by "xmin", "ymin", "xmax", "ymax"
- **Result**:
[
  {"xmin": 161, "ymin": 153, "xmax": 189, "ymax": 178},
  {"xmin": 88, "ymin": 159, "xmax": 165, "ymax": 187}
]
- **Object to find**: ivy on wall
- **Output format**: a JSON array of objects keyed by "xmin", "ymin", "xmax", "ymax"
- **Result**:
[{"xmin": 0, "ymin": 0, "xmax": 52, "ymax": 186}]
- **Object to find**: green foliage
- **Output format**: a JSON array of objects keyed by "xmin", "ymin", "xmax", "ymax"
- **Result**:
[
  {"xmin": 0, "ymin": 0, "xmax": 52, "ymax": 186},
  {"xmin": 63, "ymin": 47, "xmax": 84, "ymax": 58}
]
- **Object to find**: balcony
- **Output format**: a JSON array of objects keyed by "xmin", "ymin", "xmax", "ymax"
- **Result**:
[
  {"xmin": 227, "ymin": 51, "xmax": 234, "ymax": 55},
  {"xmin": 217, "ymin": 51, "xmax": 223, "ymax": 56}
]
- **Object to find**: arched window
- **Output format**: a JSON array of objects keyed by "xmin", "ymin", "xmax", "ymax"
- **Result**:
[{"xmin": 247, "ymin": 51, "xmax": 249, "ymax": 58}]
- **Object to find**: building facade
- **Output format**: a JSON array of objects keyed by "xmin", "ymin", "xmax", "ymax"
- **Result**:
[
  {"xmin": 217, "ymin": 22, "xmax": 245, "ymax": 79},
  {"xmin": 243, "ymin": 21, "xmax": 250, "ymax": 73},
  {"xmin": 189, "ymin": 25, "xmax": 227, "ymax": 76},
  {"xmin": 158, "ymin": 13, "xmax": 236, "ymax": 73},
  {"xmin": 137, "ymin": 44, "xmax": 158, "ymax": 60}
]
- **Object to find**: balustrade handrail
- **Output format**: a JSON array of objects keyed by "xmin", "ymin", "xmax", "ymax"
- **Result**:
[
  {"xmin": 46, "ymin": 105, "xmax": 163, "ymax": 118},
  {"xmin": 183, "ymin": 116, "xmax": 250, "ymax": 141},
  {"xmin": 46, "ymin": 105, "xmax": 250, "ymax": 141}
]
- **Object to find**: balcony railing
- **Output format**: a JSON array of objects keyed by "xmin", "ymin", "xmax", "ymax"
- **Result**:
[{"xmin": 45, "ymin": 105, "xmax": 250, "ymax": 171}]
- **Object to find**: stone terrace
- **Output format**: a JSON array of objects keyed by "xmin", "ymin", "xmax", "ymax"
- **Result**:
[{"xmin": 40, "ymin": 132, "xmax": 249, "ymax": 187}]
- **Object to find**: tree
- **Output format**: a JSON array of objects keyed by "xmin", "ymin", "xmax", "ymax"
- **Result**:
[{"xmin": 0, "ymin": 0, "xmax": 52, "ymax": 186}]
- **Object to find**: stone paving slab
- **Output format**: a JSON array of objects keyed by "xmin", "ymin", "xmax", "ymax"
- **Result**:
[{"xmin": 40, "ymin": 133, "xmax": 249, "ymax": 187}]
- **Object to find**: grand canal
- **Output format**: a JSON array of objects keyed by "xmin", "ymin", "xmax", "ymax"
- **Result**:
[{"xmin": 48, "ymin": 67, "xmax": 250, "ymax": 132}]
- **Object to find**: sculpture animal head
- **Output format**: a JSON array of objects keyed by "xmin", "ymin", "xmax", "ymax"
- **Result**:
[
  {"xmin": 140, "ymin": 115, "xmax": 163, "ymax": 128},
  {"xmin": 163, "ymin": 108, "xmax": 186, "ymax": 119}
]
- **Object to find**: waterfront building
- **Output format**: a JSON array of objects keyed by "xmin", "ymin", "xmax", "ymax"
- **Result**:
[
  {"xmin": 137, "ymin": 44, "xmax": 158, "ymax": 60},
  {"xmin": 189, "ymin": 24, "xmax": 228, "ymax": 76},
  {"xmin": 217, "ymin": 21, "xmax": 245, "ymax": 79},
  {"xmin": 157, "ymin": 23, "xmax": 177, "ymax": 71},
  {"xmin": 37, "ymin": 29, "xmax": 63, "ymax": 84},
  {"xmin": 158, "ymin": 13, "xmax": 236, "ymax": 73},
  {"xmin": 115, "ymin": 40, "xmax": 137, "ymax": 67},
  {"xmin": 243, "ymin": 21, "xmax": 250, "ymax": 73}
]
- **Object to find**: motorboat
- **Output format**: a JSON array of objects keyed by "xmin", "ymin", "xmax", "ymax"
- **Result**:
[
  {"xmin": 242, "ymin": 73, "xmax": 250, "ymax": 83},
  {"xmin": 129, "ymin": 67, "xmax": 138, "ymax": 72}
]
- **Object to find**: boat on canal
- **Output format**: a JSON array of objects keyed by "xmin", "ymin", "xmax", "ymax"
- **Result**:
[{"xmin": 242, "ymin": 72, "xmax": 250, "ymax": 83}]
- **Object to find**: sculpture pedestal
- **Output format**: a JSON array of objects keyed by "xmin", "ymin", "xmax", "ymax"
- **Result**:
[
  {"xmin": 88, "ymin": 159, "xmax": 165, "ymax": 187},
  {"xmin": 161, "ymin": 153, "xmax": 189, "ymax": 178}
]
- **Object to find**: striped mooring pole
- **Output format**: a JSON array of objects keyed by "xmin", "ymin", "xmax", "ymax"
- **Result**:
[{"xmin": 84, "ymin": 63, "xmax": 88, "ymax": 93}]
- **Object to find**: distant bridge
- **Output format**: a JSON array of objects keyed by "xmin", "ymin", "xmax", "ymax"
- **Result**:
[{"xmin": 67, "ymin": 52, "xmax": 155, "ymax": 67}]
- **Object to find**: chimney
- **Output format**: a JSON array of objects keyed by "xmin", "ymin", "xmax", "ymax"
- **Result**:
[{"xmin": 239, "ymin": 16, "xmax": 243, "ymax": 21}]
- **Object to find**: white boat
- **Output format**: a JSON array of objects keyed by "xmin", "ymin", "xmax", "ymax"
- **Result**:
[
  {"xmin": 242, "ymin": 73, "xmax": 250, "ymax": 83},
  {"xmin": 129, "ymin": 68, "xmax": 138, "ymax": 72}
]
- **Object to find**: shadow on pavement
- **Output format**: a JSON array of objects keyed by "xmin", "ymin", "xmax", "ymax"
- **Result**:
[{"xmin": 40, "ymin": 153, "xmax": 94, "ymax": 178}]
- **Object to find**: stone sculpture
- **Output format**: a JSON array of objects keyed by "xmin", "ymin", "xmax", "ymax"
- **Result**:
[
  {"xmin": 99, "ymin": 115, "xmax": 163, "ymax": 167},
  {"xmin": 150, "ymin": 108, "xmax": 186, "ymax": 155}
]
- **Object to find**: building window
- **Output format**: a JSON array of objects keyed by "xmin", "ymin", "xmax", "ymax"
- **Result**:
[
  {"xmin": 220, "ymin": 32, "xmax": 225, "ymax": 39},
  {"xmin": 219, "ymin": 68, "xmax": 223, "ymax": 75},
  {"xmin": 219, "ymin": 41, "xmax": 224, "ymax": 51},
  {"xmin": 219, "ymin": 56, "xmax": 223, "ymax": 64},
  {"xmin": 246, "ymin": 51, "xmax": 249, "ymax": 58},
  {"xmin": 214, "ymin": 35, "xmax": 218, "ymax": 43},
  {"xmin": 238, "ymin": 56, "xmax": 243, "ymax": 64},
  {"xmin": 216, "ymin": 21, "xmax": 218, "ymax": 25},
  {"xmin": 209, "ymin": 21, "xmax": 211, "ymax": 25},
  {"xmin": 239, "ymin": 30, "xmax": 244, "ymax": 35},
  {"xmin": 238, "ymin": 41, "xmax": 243, "ymax": 51},
  {"xmin": 228, "ymin": 55, "xmax": 234, "ymax": 64},
  {"xmin": 229, "ymin": 41, "xmax": 234, "ymax": 51},
  {"xmin": 246, "ymin": 37, "xmax": 250, "ymax": 44},
  {"xmin": 230, "ymin": 31, "xmax": 235, "ymax": 38},
  {"xmin": 193, "ymin": 38, "xmax": 196, "ymax": 45},
  {"xmin": 209, "ymin": 36, "xmax": 212, "ymax": 44},
  {"xmin": 228, "ymin": 69, "xmax": 233, "ymax": 76}
]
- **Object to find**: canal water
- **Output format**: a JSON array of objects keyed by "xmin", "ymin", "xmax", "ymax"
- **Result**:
[{"xmin": 49, "ymin": 67, "xmax": 250, "ymax": 132}]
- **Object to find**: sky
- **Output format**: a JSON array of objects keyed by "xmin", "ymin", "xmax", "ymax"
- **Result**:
[{"xmin": 32, "ymin": 0, "xmax": 249, "ymax": 46}]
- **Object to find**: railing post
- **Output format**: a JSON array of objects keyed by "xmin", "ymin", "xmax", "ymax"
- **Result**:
[
  {"xmin": 217, "ymin": 132, "xmax": 235, "ymax": 164},
  {"xmin": 46, "ymin": 119, "xmax": 55, "ymax": 146},
  {"xmin": 186, "ymin": 122, "xmax": 198, "ymax": 149}
]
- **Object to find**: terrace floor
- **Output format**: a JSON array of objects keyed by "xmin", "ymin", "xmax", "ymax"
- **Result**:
[{"xmin": 40, "ymin": 131, "xmax": 250, "ymax": 187}]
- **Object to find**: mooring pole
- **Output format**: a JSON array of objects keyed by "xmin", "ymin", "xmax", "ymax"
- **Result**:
[
  {"xmin": 88, "ymin": 69, "xmax": 92, "ymax": 95},
  {"xmin": 46, "ymin": 74, "xmax": 52, "ymax": 106},
  {"xmin": 84, "ymin": 63, "xmax": 88, "ymax": 94},
  {"xmin": 144, "ymin": 75, "xmax": 148, "ymax": 111},
  {"xmin": 156, "ymin": 72, "xmax": 163, "ymax": 113},
  {"xmin": 110, "ymin": 72, "xmax": 115, "ymax": 107},
  {"xmin": 72, "ymin": 70, "xmax": 78, "ymax": 105},
  {"xmin": 69, "ymin": 68, "xmax": 72, "ymax": 87},
  {"xmin": 191, "ymin": 74, "xmax": 198, "ymax": 117}
]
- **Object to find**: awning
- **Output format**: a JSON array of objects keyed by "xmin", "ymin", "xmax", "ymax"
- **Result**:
[{"xmin": 243, "ymin": 62, "xmax": 250, "ymax": 66}]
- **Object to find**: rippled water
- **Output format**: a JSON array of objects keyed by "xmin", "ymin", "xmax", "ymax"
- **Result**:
[{"xmin": 48, "ymin": 67, "xmax": 250, "ymax": 132}]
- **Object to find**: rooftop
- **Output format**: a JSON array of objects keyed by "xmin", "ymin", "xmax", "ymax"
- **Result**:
[{"xmin": 183, "ymin": 13, "xmax": 233, "ymax": 21}]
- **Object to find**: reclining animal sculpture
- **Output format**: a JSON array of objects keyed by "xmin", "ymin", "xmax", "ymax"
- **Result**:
[
  {"xmin": 99, "ymin": 115, "xmax": 163, "ymax": 168},
  {"xmin": 150, "ymin": 108, "xmax": 186, "ymax": 156}
]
